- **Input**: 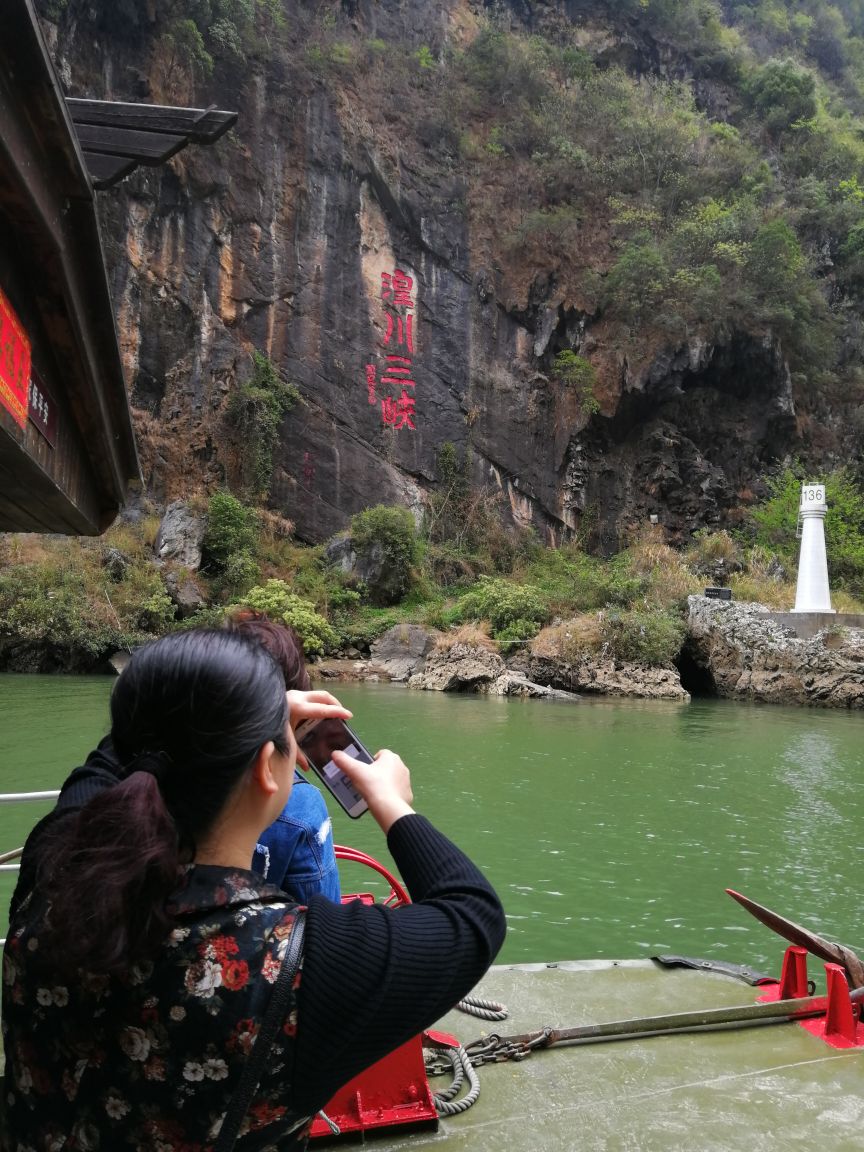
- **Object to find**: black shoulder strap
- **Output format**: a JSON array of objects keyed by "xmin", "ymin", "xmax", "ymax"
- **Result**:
[{"xmin": 214, "ymin": 911, "xmax": 307, "ymax": 1152}]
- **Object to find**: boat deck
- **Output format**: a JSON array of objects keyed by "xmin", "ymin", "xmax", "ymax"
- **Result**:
[{"xmin": 378, "ymin": 960, "xmax": 863, "ymax": 1151}]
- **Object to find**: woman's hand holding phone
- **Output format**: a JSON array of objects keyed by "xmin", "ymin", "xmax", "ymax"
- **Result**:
[
  {"xmin": 331, "ymin": 748, "xmax": 414, "ymax": 834},
  {"xmin": 286, "ymin": 690, "xmax": 352, "ymax": 771},
  {"xmin": 286, "ymin": 689, "xmax": 352, "ymax": 728}
]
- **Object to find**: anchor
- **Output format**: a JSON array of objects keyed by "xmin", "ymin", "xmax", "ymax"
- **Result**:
[{"xmin": 726, "ymin": 888, "xmax": 864, "ymax": 990}]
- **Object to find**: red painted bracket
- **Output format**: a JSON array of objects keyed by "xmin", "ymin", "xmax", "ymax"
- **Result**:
[
  {"xmin": 799, "ymin": 964, "xmax": 864, "ymax": 1049},
  {"xmin": 758, "ymin": 945, "xmax": 809, "ymax": 1002},
  {"xmin": 309, "ymin": 1035, "xmax": 438, "ymax": 1141},
  {"xmin": 758, "ymin": 947, "xmax": 864, "ymax": 1048},
  {"xmin": 424, "ymin": 1028, "xmax": 460, "ymax": 1049}
]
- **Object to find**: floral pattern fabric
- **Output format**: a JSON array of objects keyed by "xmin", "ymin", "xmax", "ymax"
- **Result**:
[{"xmin": 2, "ymin": 866, "xmax": 308, "ymax": 1151}]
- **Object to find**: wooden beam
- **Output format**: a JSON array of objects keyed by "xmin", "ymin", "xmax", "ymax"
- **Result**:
[
  {"xmin": 82, "ymin": 152, "xmax": 138, "ymax": 190},
  {"xmin": 73, "ymin": 123, "xmax": 187, "ymax": 163},
  {"xmin": 66, "ymin": 98, "xmax": 237, "ymax": 144}
]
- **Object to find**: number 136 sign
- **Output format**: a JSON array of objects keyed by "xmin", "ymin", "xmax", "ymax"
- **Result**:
[{"xmin": 801, "ymin": 484, "xmax": 826, "ymax": 507}]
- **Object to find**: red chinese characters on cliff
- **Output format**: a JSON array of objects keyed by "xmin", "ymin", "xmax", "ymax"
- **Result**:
[{"xmin": 364, "ymin": 267, "xmax": 418, "ymax": 430}]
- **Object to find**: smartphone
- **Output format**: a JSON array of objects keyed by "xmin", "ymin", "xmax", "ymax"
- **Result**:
[{"xmin": 295, "ymin": 717, "xmax": 371, "ymax": 819}]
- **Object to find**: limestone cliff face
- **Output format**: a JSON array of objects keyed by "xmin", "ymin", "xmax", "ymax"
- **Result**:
[{"xmin": 49, "ymin": 1, "xmax": 806, "ymax": 549}]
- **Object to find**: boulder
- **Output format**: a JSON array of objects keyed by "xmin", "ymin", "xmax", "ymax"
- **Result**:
[
  {"xmin": 408, "ymin": 643, "xmax": 504, "ymax": 692},
  {"xmin": 109, "ymin": 650, "xmax": 131, "ymax": 675},
  {"xmin": 155, "ymin": 501, "xmax": 205, "ymax": 570},
  {"xmin": 509, "ymin": 651, "xmax": 689, "ymax": 701},
  {"xmin": 163, "ymin": 570, "xmax": 207, "ymax": 619},
  {"xmin": 309, "ymin": 658, "xmax": 386, "ymax": 682},
  {"xmin": 489, "ymin": 671, "xmax": 579, "ymax": 700},
  {"xmin": 370, "ymin": 624, "xmax": 437, "ymax": 682},
  {"xmin": 569, "ymin": 659, "xmax": 689, "ymax": 700}
]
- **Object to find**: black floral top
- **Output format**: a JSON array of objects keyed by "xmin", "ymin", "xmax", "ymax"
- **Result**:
[
  {"xmin": 4, "ymin": 796, "xmax": 506, "ymax": 1152},
  {"xmin": 3, "ymin": 866, "xmax": 308, "ymax": 1151}
]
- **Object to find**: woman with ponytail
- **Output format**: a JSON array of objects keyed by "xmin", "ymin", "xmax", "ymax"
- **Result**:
[{"xmin": 2, "ymin": 629, "xmax": 505, "ymax": 1149}]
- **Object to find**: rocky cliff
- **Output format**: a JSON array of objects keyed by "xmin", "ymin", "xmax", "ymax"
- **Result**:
[{"xmin": 43, "ymin": 1, "xmax": 862, "ymax": 551}]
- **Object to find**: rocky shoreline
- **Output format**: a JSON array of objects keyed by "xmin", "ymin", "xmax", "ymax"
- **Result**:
[
  {"xmin": 312, "ymin": 598, "xmax": 864, "ymax": 711},
  {"xmin": 6, "ymin": 596, "xmax": 864, "ymax": 711}
]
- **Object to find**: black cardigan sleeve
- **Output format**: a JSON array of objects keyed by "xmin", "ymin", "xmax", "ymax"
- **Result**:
[
  {"xmin": 10, "ymin": 736, "xmax": 121, "ymax": 919},
  {"xmin": 292, "ymin": 813, "xmax": 506, "ymax": 1113}
]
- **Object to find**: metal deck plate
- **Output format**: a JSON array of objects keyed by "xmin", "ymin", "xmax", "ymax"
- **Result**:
[{"xmin": 377, "ymin": 961, "xmax": 864, "ymax": 1151}]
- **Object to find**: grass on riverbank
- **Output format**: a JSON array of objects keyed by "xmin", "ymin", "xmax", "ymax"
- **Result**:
[{"xmin": 3, "ymin": 505, "xmax": 861, "ymax": 672}]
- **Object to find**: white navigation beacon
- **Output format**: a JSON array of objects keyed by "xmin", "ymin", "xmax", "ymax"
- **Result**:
[{"xmin": 792, "ymin": 482, "xmax": 834, "ymax": 614}]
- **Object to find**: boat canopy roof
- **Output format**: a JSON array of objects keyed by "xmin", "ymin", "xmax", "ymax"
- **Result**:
[{"xmin": 0, "ymin": 0, "xmax": 235, "ymax": 534}]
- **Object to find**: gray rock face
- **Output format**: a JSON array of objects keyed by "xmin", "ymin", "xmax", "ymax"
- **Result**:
[
  {"xmin": 109, "ymin": 650, "xmax": 131, "ymax": 675},
  {"xmin": 407, "ymin": 640, "xmax": 686, "ymax": 699},
  {"xmin": 51, "ymin": 7, "xmax": 812, "ymax": 551},
  {"xmin": 512, "ymin": 652, "xmax": 690, "ymax": 701},
  {"xmin": 163, "ymin": 570, "xmax": 207, "ymax": 619},
  {"xmin": 686, "ymin": 596, "xmax": 864, "ymax": 707},
  {"xmin": 324, "ymin": 538, "xmax": 356, "ymax": 575},
  {"xmin": 155, "ymin": 501, "xmax": 205, "ymax": 570},
  {"xmin": 408, "ymin": 644, "xmax": 505, "ymax": 692},
  {"xmin": 370, "ymin": 624, "xmax": 437, "ymax": 682}
]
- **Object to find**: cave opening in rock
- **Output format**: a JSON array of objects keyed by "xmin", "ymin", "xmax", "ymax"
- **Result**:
[{"xmin": 675, "ymin": 643, "xmax": 717, "ymax": 698}]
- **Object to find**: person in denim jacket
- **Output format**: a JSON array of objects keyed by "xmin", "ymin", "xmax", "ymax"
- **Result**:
[
  {"xmin": 227, "ymin": 610, "xmax": 342, "ymax": 904},
  {"xmin": 252, "ymin": 772, "xmax": 340, "ymax": 903}
]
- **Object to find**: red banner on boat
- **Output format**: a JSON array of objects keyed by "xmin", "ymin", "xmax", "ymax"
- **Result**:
[{"xmin": 0, "ymin": 283, "xmax": 30, "ymax": 429}]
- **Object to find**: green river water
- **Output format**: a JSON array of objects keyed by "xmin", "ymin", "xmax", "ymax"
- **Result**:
[{"xmin": 1, "ymin": 675, "xmax": 862, "ymax": 977}]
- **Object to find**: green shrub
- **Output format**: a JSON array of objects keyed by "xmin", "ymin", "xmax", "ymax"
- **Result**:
[
  {"xmin": 420, "ymin": 601, "xmax": 452, "ymax": 632},
  {"xmin": 226, "ymin": 352, "xmax": 298, "ymax": 498},
  {"xmin": 456, "ymin": 576, "xmax": 549, "ymax": 639},
  {"xmin": 334, "ymin": 608, "xmax": 402, "ymax": 652},
  {"xmin": 237, "ymin": 579, "xmax": 338, "ymax": 656},
  {"xmin": 173, "ymin": 605, "xmax": 230, "ymax": 631},
  {"xmin": 202, "ymin": 491, "xmax": 258, "ymax": 571},
  {"xmin": 350, "ymin": 505, "xmax": 419, "ymax": 601},
  {"xmin": 328, "ymin": 585, "xmax": 362, "ymax": 611},
  {"xmin": 222, "ymin": 551, "xmax": 261, "ymax": 595},
  {"xmin": 0, "ymin": 565, "xmax": 121, "ymax": 657},
  {"xmin": 552, "ymin": 351, "xmax": 600, "ymax": 415},
  {"xmin": 744, "ymin": 58, "xmax": 817, "ymax": 136},
  {"xmin": 605, "ymin": 239, "xmax": 670, "ymax": 323},
  {"xmin": 495, "ymin": 618, "xmax": 542, "ymax": 648},
  {"xmin": 513, "ymin": 546, "xmax": 647, "ymax": 614},
  {"xmin": 602, "ymin": 608, "xmax": 686, "ymax": 666}
]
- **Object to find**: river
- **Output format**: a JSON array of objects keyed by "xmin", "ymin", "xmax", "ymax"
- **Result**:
[{"xmin": 1, "ymin": 675, "xmax": 862, "ymax": 978}]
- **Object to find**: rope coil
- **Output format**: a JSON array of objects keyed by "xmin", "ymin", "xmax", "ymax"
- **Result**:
[
  {"xmin": 423, "ymin": 1044, "xmax": 481, "ymax": 1117},
  {"xmin": 456, "ymin": 994, "xmax": 508, "ymax": 1021}
]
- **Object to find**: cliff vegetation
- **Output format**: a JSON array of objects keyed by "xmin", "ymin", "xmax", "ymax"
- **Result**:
[
  {"xmin": 8, "ymin": 0, "xmax": 864, "ymax": 673},
  {"xmin": 3, "ymin": 467, "xmax": 864, "ymax": 673}
]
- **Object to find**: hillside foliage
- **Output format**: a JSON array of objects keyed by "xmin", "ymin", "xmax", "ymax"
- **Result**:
[{"xmin": 17, "ymin": 0, "xmax": 864, "ymax": 669}]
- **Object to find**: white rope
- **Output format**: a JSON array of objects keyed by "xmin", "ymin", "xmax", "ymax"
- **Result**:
[
  {"xmin": 456, "ymin": 993, "xmax": 509, "ymax": 1021},
  {"xmin": 426, "ymin": 1045, "xmax": 481, "ymax": 1116}
]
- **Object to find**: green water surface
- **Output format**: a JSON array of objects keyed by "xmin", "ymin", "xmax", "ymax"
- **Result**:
[{"xmin": 1, "ymin": 675, "xmax": 862, "ymax": 976}]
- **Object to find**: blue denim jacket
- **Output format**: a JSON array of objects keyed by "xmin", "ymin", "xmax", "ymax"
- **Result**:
[{"xmin": 252, "ymin": 770, "xmax": 341, "ymax": 904}]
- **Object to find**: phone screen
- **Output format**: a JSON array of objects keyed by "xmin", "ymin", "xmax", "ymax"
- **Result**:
[{"xmin": 296, "ymin": 718, "xmax": 371, "ymax": 819}]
